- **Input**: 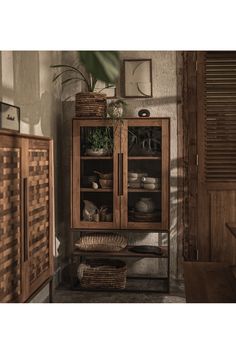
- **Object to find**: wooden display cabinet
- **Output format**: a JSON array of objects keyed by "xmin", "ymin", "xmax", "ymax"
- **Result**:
[
  {"xmin": 72, "ymin": 118, "xmax": 170, "ymax": 231},
  {"xmin": 71, "ymin": 117, "xmax": 170, "ymax": 293}
]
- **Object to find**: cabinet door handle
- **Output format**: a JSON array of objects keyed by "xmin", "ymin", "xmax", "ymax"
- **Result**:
[
  {"xmin": 118, "ymin": 153, "xmax": 123, "ymax": 196},
  {"xmin": 23, "ymin": 177, "xmax": 29, "ymax": 262}
]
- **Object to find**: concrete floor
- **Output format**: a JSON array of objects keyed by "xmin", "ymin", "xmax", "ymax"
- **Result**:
[{"xmin": 53, "ymin": 280, "xmax": 185, "ymax": 303}]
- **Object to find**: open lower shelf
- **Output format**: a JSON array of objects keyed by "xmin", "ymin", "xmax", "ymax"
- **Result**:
[{"xmin": 73, "ymin": 246, "xmax": 168, "ymax": 258}]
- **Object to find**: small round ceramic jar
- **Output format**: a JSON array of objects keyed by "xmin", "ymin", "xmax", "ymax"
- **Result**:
[{"xmin": 135, "ymin": 197, "xmax": 155, "ymax": 213}]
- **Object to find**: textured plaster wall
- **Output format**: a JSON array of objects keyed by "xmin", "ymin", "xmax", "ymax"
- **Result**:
[
  {"xmin": 0, "ymin": 51, "xmax": 63, "ymax": 301},
  {"xmin": 119, "ymin": 51, "xmax": 178, "ymax": 278},
  {"xmin": 0, "ymin": 51, "xmax": 62, "ymax": 137},
  {"xmin": 61, "ymin": 51, "xmax": 180, "ymax": 279}
]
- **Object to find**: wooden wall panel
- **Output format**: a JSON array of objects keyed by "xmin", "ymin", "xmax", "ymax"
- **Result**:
[
  {"xmin": 210, "ymin": 191, "xmax": 236, "ymax": 264},
  {"xmin": 182, "ymin": 52, "xmax": 198, "ymax": 260},
  {"xmin": 0, "ymin": 147, "xmax": 21, "ymax": 302}
]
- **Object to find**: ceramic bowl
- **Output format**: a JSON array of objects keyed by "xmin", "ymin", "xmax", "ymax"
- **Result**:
[
  {"xmin": 99, "ymin": 179, "xmax": 113, "ymax": 188},
  {"xmin": 128, "ymin": 172, "xmax": 139, "ymax": 178},
  {"xmin": 94, "ymin": 170, "xmax": 113, "ymax": 179},
  {"xmin": 135, "ymin": 197, "xmax": 155, "ymax": 213}
]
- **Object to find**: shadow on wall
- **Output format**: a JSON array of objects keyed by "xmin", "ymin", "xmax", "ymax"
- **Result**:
[
  {"xmin": 0, "ymin": 51, "xmax": 61, "ymax": 137},
  {"xmin": 0, "ymin": 50, "xmax": 64, "ymax": 264}
]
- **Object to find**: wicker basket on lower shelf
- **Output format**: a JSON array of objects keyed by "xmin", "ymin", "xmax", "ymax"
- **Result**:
[
  {"xmin": 78, "ymin": 259, "xmax": 127, "ymax": 289},
  {"xmin": 75, "ymin": 233, "xmax": 128, "ymax": 252}
]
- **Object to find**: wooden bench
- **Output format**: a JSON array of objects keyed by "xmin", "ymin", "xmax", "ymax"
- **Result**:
[{"xmin": 184, "ymin": 262, "xmax": 236, "ymax": 303}]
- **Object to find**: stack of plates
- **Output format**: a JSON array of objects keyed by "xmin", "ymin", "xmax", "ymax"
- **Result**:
[
  {"xmin": 141, "ymin": 177, "xmax": 161, "ymax": 190},
  {"xmin": 128, "ymin": 172, "xmax": 148, "ymax": 189}
]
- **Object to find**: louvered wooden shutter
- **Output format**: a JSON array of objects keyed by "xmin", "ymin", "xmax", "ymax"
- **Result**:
[
  {"xmin": 197, "ymin": 51, "xmax": 236, "ymax": 262},
  {"xmin": 204, "ymin": 51, "xmax": 236, "ymax": 182}
]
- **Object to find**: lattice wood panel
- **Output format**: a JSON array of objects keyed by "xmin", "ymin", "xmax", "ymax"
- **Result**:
[
  {"xmin": 204, "ymin": 51, "xmax": 236, "ymax": 182},
  {"xmin": 28, "ymin": 149, "xmax": 50, "ymax": 284},
  {"xmin": 0, "ymin": 148, "xmax": 21, "ymax": 302}
]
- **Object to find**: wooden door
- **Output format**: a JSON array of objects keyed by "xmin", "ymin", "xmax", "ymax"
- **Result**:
[
  {"xmin": 120, "ymin": 118, "xmax": 170, "ymax": 230},
  {"xmin": 72, "ymin": 119, "xmax": 120, "ymax": 229},
  {"xmin": 23, "ymin": 138, "xmax": 53, "ymax": 299},
  {"xmin": 197, "ymin": 51, "xmax": 236, "ymax": 263},
  {"xmin": 0, "ymin": 133, "xmax": 22, "ymax": 302}
]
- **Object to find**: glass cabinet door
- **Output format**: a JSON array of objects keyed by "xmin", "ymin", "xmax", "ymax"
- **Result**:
[
  {"xmin": 120, "ymin": 119, "xmax": 170, "ymax": 230},
  {"xmin": 72, "ymin": 119, "xmax": 120, "ymax": 229}
]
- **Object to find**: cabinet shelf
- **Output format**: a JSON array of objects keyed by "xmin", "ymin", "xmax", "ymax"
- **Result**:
[
  {"xmin": 80, "ymin": 188, "xmax": 112, "ymax": 192},
  {"xmin": 128, "ymin": 188, "xmax": 161, "ymax": 193},
  {"xmin": 128, "ymin": 156, "xmax": 161, "ymax": 160},
  {"xmin": 81, "ymin": 156, "xmax": 113, "ymax": 160},
  {"xmin": 73, "ymin": 246, "xmax": 168, "ymax": 259}
]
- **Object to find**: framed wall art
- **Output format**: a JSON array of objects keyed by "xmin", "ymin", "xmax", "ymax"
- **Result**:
[
  {"xmin": 94, "ymin": 80, "xmax": 116, "ymax": 98},
  {"xmin": 0, "ymin": 102, "xmax": 20, "ymax": 132},
  {"xmin": 123, "ymin": 59, "xmax": 152, "ymax": 98}
]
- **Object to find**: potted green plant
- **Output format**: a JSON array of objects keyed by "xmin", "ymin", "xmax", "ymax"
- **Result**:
[
  {"xmin": 51, "ymin": 51, "xmax": 120, "ymax": 118},
  {"xmin": 86, "ymin": 127, "xmax": 113, "ymax": 156}
]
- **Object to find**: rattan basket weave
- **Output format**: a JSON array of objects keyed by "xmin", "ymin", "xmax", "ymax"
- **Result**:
[
  {"xmin": 78, "ymin": 259, "xmax": 127, "ymax": 289},
  {"xmin": 75, "ymin": 92, "xmax": 107, "ymax": 118},
  {"xmin": 75, "ymin": 233, "xmax": 128, "ymax": 252}
]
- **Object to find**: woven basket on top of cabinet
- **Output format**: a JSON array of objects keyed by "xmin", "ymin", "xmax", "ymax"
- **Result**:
[
  {"xmin": 78, "ymin": 259, "xmax": 127, "ymax": 289},
  {"xmin": 75, "ymin": 233, "xmax": 128, "ymax": 252},
  {"xmin": 75, "ymin": 92, "xmax": 107, "ymax": 118}
]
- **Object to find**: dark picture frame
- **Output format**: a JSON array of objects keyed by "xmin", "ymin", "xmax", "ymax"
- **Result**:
[
  {"xmin": 123, "ymin": 59, "xmax": 153, "ymax": 98},
  {"xmin": 0, "ymin": 101, "xmax": 20, "ymax": 132}
]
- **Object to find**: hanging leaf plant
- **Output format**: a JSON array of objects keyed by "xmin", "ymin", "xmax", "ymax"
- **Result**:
[{"xmin": 51, "ymin": 51, "xmax": 120, "ymax": 92}]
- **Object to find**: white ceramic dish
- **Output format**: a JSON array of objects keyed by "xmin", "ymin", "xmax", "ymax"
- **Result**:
[
  {"xmin": 128, "ymin": 176, "xmax": 139, "ymax": 182},
  {"xmin": 142, "ymin": 177, "xmax": 160, "ymax": 184},
  {"xmin": 128, "ymin": 172, "xmax": 139, "ymax": 178},
  {"xmin": 128, "ymin": 172, "xmax": 148, "ymax": 178},
  {"xmin": 128, "ymin": 177, "xmax": 144, "ymax": 183},
  {"xmin": 143, "ymin": 183, "xmax": 159, "ymax": 190}
]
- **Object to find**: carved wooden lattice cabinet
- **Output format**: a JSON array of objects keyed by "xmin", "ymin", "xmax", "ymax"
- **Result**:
[{"xmin": 0, "ymin": 131, "xmax": 54, "ymax": 303}]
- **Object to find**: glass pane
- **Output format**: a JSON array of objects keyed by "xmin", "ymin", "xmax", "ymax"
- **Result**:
[
  {"xmin": 80, "ymin": 126, "xmax": 114, "ymax": 223},
  {"xmin": 127, "ymin": 126, "xmax": 162, "ymax": 223}
]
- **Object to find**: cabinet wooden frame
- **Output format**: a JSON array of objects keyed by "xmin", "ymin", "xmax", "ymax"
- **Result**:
[
  {"xmin": 72, "ymin": 117, "xmax": 170, "ymax": 231},
  {"xmin": 0, "ymin": 130, "xmax": 54, "ymax": 303}
]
